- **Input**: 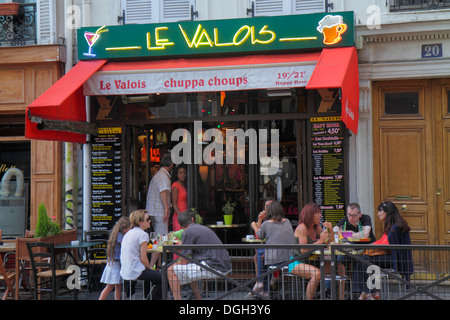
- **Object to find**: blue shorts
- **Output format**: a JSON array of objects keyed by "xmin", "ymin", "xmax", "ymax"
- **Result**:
[{"xmin": 288, "ymin": 256, "xmax": 303, "ymax": 273}]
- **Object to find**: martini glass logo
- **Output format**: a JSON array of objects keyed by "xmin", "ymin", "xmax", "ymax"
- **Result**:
[
  {"xmin": 83, "ymin": 25, "xmax": 109, "ymax": 57},
  {"xmin": 317, "ymin": 15, "xmax": 347, "ymax": 45}
]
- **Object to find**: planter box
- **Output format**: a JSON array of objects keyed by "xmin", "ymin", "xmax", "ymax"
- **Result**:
[
  {"xmin": 14, "ymin": 229, "xmax": 77, "ymax": 299},
  {"xmin": 16, "ymin": 229, "xmax": 77, "ymax": 258},
  {"xmin": 0, "ymin": 3, "xmax": 20, "ymax": 15}
]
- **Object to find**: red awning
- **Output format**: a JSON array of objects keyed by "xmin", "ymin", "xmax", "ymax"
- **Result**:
[
  {"xmin": 25, "ymin": 59, "xmax": 107, "ymax": 144},
  {"xmin": 24, "ymin": 48, "xmax": 359, "ymax": 143},
  {"xmin": 306, "ymin": 47, "xmax": 359, "ymax": 134}
]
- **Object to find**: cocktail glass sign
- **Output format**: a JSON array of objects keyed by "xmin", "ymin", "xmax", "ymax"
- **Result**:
[
  {"xmin": 78, "ymin": 12, "xmax": 354, "ymax": 60},
  {"xmin": 83, "ymin": 25, "xmax": 109, "ymax": 57}
]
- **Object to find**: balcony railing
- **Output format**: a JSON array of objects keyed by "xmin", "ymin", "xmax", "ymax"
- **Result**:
[
  {"xmin": 0, "ymin": 3, "xmax": 36, "ymax": 47},
  {"xmin": 390, "ymin": 0, "xmax": 450, "ymax": 12}
]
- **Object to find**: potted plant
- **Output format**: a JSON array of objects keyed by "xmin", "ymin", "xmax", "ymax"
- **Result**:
[
  {"xmin": 14, "ymin": 202, "xmax": 77, "ymax": 299},
  {"xmin": 221, "ymin": 201, "xmax": 236, "ymax": 225},
  {"xmin": 35, "ymin": 202, "xmax": 61, "ymax": 238},
  {"xmin": 190, "ymin": 207, "xmax": 203, "ymax": 225}
]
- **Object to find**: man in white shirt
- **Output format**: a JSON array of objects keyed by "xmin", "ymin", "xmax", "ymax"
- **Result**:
[{"xmin": 145, "ymin": 152, "xmax": 173, "ymax": 268}]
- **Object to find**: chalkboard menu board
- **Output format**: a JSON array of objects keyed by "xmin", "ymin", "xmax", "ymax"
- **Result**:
[
  {"xmin": 91, "ymin": 127, "xmax": 123, "ymax": 231},
  {"xmin": 311, "ymin": 117, "xmax": 346, "ymax": 226}
]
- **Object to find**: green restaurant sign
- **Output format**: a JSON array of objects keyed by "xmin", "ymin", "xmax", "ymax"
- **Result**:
[{"xmin": 78, "ymin": 11, "xmax": 354, "ymax": 60}]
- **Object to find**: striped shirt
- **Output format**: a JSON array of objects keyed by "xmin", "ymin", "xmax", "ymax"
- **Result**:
[
  {"xmin": 257, "ymin": 219, "xmax": 295, "ymax": 265},
  {"xmin": 145, "ymin": 167, "xmax": 171, "ymax": 217}
]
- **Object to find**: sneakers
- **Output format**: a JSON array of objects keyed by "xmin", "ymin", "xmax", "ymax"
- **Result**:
[
  {"xmin": 245, "ymin": 282, "xmax": 267, "ymax": 299},
  {"xmin": 358, "ymin": 292, "xmax": 381, "ymax": 300}
]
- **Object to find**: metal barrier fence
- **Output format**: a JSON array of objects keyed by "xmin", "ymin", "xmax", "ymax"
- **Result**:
[{"xmin": 161, "ymin": 244, "xmax": 450, "ymax": 300}]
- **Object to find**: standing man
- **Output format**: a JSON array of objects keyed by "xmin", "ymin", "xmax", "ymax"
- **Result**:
[
  {"xmin": 146, "ymin": 152, "xmax": 174, "ymax": 268},
  {"xmin": 337, "ymin": 202, "xmax": 376, "ymax": 243}
]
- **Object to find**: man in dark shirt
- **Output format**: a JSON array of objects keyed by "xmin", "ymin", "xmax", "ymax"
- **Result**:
[
  {"xmin": 337, "ymin": 202, "xmax": 376, "ymax": 243},
  {"xmin": 167, "ymin": 209, "xmax": 232, "ymax": 300}
]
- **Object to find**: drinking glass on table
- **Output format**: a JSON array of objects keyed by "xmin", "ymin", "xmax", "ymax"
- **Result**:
[{"xmin": 149, "ymin": 232, "xmax": 158, "ymax": 246}]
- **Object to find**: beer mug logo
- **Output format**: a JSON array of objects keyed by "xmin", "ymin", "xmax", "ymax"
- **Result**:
[{"xmin": 317, "ymin": 15, "xmax": 347, "ymax": 45}]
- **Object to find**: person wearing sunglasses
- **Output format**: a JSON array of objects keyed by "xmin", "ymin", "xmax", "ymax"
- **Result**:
[{"xmin": 120, "ymin": 209, "xmax": 162, "ymax": 299}]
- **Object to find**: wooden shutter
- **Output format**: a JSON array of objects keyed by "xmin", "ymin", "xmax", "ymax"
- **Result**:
[
  {"xmin": 122, "ymin": 0, "xmax": 157, "ymax": 24},
  {"xmin": 161, "ymin": 0, "xmax": 194, "ymax": 22},
  {"xmin": 293, "ymin": 0, "xmax": 325, "ymax": 14},
  {"xmin": 37, "ymin": 0, "xmax": 56, "ymax": 44},
  {"xmin": 254, "ymin": 0, "xmax": 289, "ymax": 16},
  {"xmin": 254, "ymin": 0, "xmax": 325, "ymax": 16}
]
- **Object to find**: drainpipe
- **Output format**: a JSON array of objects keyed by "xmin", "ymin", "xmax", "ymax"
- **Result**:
[
  {"xmin": 64, "ymin": 0, "xmax": 75, "ymax": 231},
  {"xmin": 81, "ymin": 0, "xmax": 92, "ymax": 236}
]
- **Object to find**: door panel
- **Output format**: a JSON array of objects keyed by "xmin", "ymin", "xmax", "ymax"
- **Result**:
[
  {"xmin": 435, "ymin": 80, "xmax": 450, "ymax": 245},
  {"xmin": 379, "ymin": 127, "xmax": 427, "ymax": 203},
  {"xmin": 373, "ymin": 80, "xmax": 436, "ymax": 245}
]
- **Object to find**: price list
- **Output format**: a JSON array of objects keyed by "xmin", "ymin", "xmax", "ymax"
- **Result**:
[
  {"xmin": 311, "ymin": 117, "xmax": 346, "ymax": 226},
  {"xmin": 91, "ymin": 127, "xmax": 122, "ymax": 231}
]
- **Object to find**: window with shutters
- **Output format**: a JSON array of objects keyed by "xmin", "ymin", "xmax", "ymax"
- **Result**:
[
  {"xmin": 121, "ymin": 0, "xmax": 195, "ymax": 24},
  {"xmin": 253, "ymin": 0, "xmax": 326, "ymax": 16},
  {"xmin": 36, "ymin": 0, "xmax": 55, "ymax": 44}
]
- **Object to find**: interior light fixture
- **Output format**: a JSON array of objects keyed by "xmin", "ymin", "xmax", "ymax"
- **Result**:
[
  {"xmin": 266, "ymin": 88, "xmax": 294, "ymax": 97},
  {"xmin": 121, "ymin": 94, "xmax": 154, "ymax": 104}
]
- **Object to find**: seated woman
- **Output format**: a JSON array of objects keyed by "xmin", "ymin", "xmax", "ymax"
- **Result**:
[
  {"xmin": 354, "ymin": 201, "xmax": 413, "ymax": 300},
  {"xmin": 289, "ymin": 203, "xmax": 346, "ymax": 300},
  {"xmin": 251, "ymin": 201, "xmax": 295, "ymax": 298},
  {"xmin": 120, "ymin": 209, "xmax": 162, "ymax": 300}
]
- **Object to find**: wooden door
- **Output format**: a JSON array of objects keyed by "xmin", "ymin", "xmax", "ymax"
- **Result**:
[
  {"xmin": 434, "ymin": 79, "xmax": 450, "ymax": 245},
  {"xmin": 373, "ymin": 80, "xmax": 438, "ymax": 245}
]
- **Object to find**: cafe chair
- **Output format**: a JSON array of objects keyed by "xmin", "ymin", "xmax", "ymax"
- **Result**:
[
  {"xmin": 80, "ymin": 230, "xmax": 109, "ymax": 291},
  {"xmin": 268, "ymin": 265, "xmax": 308, "ymax": 300},
  {"xmin": 26, "ymin": 242, "xmax": 78, "ymax": 300},
  {"xmin": 323, "ymin": 274, "xmax": 353, "ymax": 300},
  {"xmin": 0, "ymin": 252, "xmax": 16, "ymax": 300}
]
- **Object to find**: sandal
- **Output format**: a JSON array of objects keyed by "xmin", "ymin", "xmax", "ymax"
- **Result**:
[
  {"xmin": 358, "ymin": 292, "xmax": 370, "ymax": 300},
  {"xmin": 371, "ymin": 292, "xmax": 381, "ymax": 300}
]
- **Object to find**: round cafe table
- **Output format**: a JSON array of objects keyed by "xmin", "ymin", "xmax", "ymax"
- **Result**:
[
  {"xmin": 241, "ymin": 237, "xmax": 265, "ymax": 243},
  {"xmin": 206, "ymin": 223, "xmax": 246, "ymax": 243}
]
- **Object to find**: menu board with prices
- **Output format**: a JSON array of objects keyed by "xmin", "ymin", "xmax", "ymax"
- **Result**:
[
  {"xmin": 311, "ymin": 117, "xmax": 346, "ymax": 226},
  {"xmin": 91, "ymin": 127, "xmax": 123, "ymax": 231}
]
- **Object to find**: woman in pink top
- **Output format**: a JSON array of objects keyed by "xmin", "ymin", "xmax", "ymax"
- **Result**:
[{"xmin": 171, "ymin": 165, "xmax": 187, "ymax": 231}]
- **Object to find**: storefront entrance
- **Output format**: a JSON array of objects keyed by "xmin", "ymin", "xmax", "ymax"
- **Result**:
[
  {"xmin": 373, "ymin": 78, "xmax": 450, "ymax": 245},
  {"xmin": 117, "ymin": 90, "xmax": 308, "ymax": 241}
]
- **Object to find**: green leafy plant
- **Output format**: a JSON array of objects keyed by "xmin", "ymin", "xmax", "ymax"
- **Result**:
[
  {"xmin": 221, "ymin": 201, "xmax": 237, "ymax": 215},
  {"xmin": 35, "ymin": 202, "xmax": 61, "ymax": 238},
  {"xmin": 190, "ymin": 207, "xmax": 203, "ymax": 224}
]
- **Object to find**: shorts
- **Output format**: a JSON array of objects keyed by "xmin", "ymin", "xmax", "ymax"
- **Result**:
[
  {"xmin": 172, "ymin": 261, "xmax": 228, "ymax": 286},
  {"xmin": 288, "ymin": 256, "xmax": 320, "ymax": 273},
  {"xmin": 150, "ymin": 215, "xmax": 168, "ymax": 235}
]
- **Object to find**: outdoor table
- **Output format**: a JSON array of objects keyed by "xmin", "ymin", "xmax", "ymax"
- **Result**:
[
  {"xmin": 55, "ymin": 240, "xmax": 104, "ymax": 258},
  {"xmin": 55, "ymin": 241, "xmax": 104, "ymax": 291},
  {"xmin": 241, "ymin": 237, "xmax": 265, "ymax": 243},
  {"xmin": 0, "ymin": 242, "xmax": 15, "ymax": 253},
  {"xmin": 207, "ymin": 223, "xmax": 246, "ymax": 243}
]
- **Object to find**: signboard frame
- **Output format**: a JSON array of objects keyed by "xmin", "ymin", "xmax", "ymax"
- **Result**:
[
  {"xmin": 77, "ymin": 11, "xmax": 355, "ymax": 60},
  {"xmin": 309, "ymin": 116, "xmax": 348, "ymax": 226}
]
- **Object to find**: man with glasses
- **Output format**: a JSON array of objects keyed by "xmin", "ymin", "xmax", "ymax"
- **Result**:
[{"xmin": 337, "ymin": 203, "xmax": 376, "ymax": 243}]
